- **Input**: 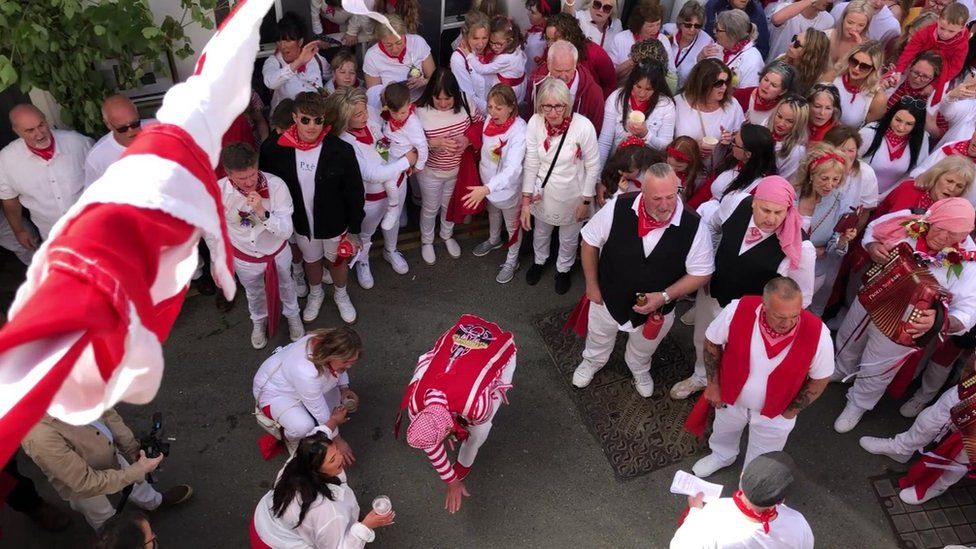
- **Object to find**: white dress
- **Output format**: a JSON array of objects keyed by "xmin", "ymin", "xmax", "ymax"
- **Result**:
[
  {"xmin": 522, "ymin": 114, "xmax": 600, "ymax": 226},
  {"xmin": 858, "ymin": 123, "xmax": 929, "ymax": 197},
  {"xmin": 362, "ymin": 34, "xmax": 432, "ymax": 105},
  {"xmin": 597, "ymin": 89, "xmax": 676, "ymax": 165},
  {"xmin": 833, "ymin": 76, "xmax": 874, "ymax": 128}
]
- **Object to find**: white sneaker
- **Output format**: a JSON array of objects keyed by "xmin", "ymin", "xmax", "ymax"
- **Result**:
[
  {"xmin": 496, "ymin": 262, "xmax": 519, "ymax": 284},
  {"xmin": 381, "ymin": 204, "xmax": 400, "ymax": 231},
  {"xmin": 692, "ymin": 453, "xmax": 735, "ymax": 478},
  {"xmin": 572, "ymin": 361, "xmax": 604, "ymax": 388},
  {"xmin": 900, "ymin": 485, "xmax": 947, "ymax": 506},
  {"xmin": 900, "ymin": 395, "xmax": 930, "ymax": 418},
  {"xmin": 286, "ymin": 315, "xmax": 305, "ymax": 342},
  {"xmin": 473, "ymin": 239, "xmax": 503, "ymax": 257},
  {"xmin": 422, "ymin": 244, "xmax": 436, "ymax": 265},
  {"xmin": 633, "ymin": 371, "xmax": 654, "ymax": 398},
  {"xmin": 859, "ymin": 436, "xmax": 912, "ymax": 463},
  {"xmin": 383, "ymin": 250, "xmax": 409, "ymax": 274},
  {"xmin": 444, "ymin": 238, "xmax": 461, "ymax": 258},
  {"xmin": 251, "ymin": 320, "xmax": 268, "ymax": 350},
  {"xmin": 679, "ymin": 306, "xmax": 696, "ymax": 326},
  {"xmin": 302, "ymin": 288, "xmax": 325, "ymax": 322},
  {"xmin": 834, "ymin": 401, "xmax": 867, "ymax": 433},
  {"xmin": 670, "ymin": 375, "xmax": 706, "ymax": 400},
  {"xmin": 355, "ymin": 260, "xmax": 374, "ymax": 290},
  {"xmin": 334, "ymin": 290, "xmax": 357, "ymax": 324},
  {"xmin": 322, "ymin": 269, "xmax": 333, "ymax": 285},
  {"xmin": 292, "ymin": 265, "xmax": 308, "ymax": 298}
]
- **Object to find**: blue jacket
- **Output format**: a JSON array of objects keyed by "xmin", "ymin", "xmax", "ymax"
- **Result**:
[{"xmin": 705, "ymin": 0, "xmax": 771, "ymax": 58}]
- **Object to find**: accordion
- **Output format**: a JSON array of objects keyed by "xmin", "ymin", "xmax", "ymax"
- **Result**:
[
  {"xmin": 858, "ymin": 242, "xmax": 952, "ymax": 347},
  {"xmin": 951, "ymin": 356, "xmax": 976, "ymax": 473}
]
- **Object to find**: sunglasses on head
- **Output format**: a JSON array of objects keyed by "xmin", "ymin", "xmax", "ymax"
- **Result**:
[
  {"xmin": 681, "ymin": 21, "xmax": 703, "ymax": 29},
  {"xmin": 592, "ymin": 0, "xmax": 614, "ymax": 14},
  {"xmin": 848, "ymin": 57, "xmax": 875, "ymax": 72},
  {"xmin": 114, "ymin": 119, "xmax": 141, "ymax": 133},
  {"xmin": 300, "ymin": 115, "xmax": 325, "ymax": 125},
  {"xmin": 791, "ymin": 34, "xmax": 803, "ymax": 48},
  {"xmin": 899, "ymin": 95, "xmax": 927, "ymax": 110}
]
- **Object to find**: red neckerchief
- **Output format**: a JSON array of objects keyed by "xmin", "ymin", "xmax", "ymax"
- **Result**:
[
  {"xmin": 912, "ymin": 232, "xmax": 960, "ymax": 257},
  {"xmin": 232, "ymin": 171, "xmax": 270, "ymax": 199},
  {"xmin": 733, "ymin": 490, "xmax": 778, "ymax": 534},
  {"xmin": 381, "ymin": 105, "xmax": 415, "ymax": 133},
  {"xmin": 478, "ymin": 49, "xmax": 496, "ymax": 64},
  {"xmin": 752, "ymin": 89, "xmax": 779, "ymax": 113},
  {"xmin": 543, "ymin": 116, "xmax": 571, "ymax": 152},
  {"xmin": 675, "ymin": 170, "xmax": 688, "ymax": 186},
  {"xmin": 884, "ymin": 128, "xmax": 910, "ymax": 161},
  {"xmin": 758, "ymin": 309, "xmax": 799, "ymax": 358},
  {"xmin": 627, "ymin": 177, "xmax": 642, "ymax": 190},
  {"xmin": 808, "ymin": 120, "xmax": 835, "ymax": 142},
  {"xmin": 26, "ymin": 134, "xmax": 56, "ymax": 161},
  {"xmin": 347, "ymin": 125, "xmax": 374, "ymax": 145},
  {"xmin": 378, "ymin": 39, "xmax": 406, "ymax": 63},
  {"xmin": 722, "ymin": 38, "xmax": 750, "ymax": 64},
  {"xmin": 771, "ymin": 129, "xmax": 787, "ymax": 142},
  {"xmin": 277, "ymin": 124, "xmax": 328, "ymax": 151},
  {"xmin": 943, "ymin": 140, "xmax": 976, "ymax": 161},
  {"xmin": 629, "ymin": 92, "xmax": 650, "ymax": 113},
  {"xmin": 887, "ymin": 79, "xmax": 928, "ymax": 110},
  {"xmin": 485, "ymin": 115, "xmax": 516, "ymax": 137},
  {"xmin": 840, "ymin": 73, "xmax": 861, "ymax": 103},
  {"xmin": 637, "ymin": 199, "xmax": 675, "ymax": 237},
  {"xmin": 918, "ymin": 190, "xmax": 935, "ymax": 211}
]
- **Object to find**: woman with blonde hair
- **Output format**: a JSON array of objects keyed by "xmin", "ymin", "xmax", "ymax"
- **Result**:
[
  {"xmin": 252, "ymin": 327, "xmax": 364, "ymax": 456},
  {"xmin": 362, "ymin": 15, "xmax": 436, "ymax": 106},
  {"xmin": 875, "ymin": 155, "xmax": 976, "ymax": 218},
  {"xmin": 782, "ymin": 28, "xmax": 831, "ymax": 93},
  {"xmin": 767, "ymin": 94, "xmax": 810, "ymax": 180},
  {"xmin": 826, "ymin": 0, "xmax": 876, "ymax": 65},
  {"xmin": 450, "ymin": 11, "xmax": 491, "ymax": 114},
  {"xmin": 831, "ymin": 40, "xmax": 887, "ymax": 126}
]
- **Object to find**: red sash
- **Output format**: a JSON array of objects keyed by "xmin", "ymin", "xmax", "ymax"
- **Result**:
[
  {"xmin": 497, "ymin": 73, "xmax": 525, "ymax": 86},
  {"xmin": 364, "ymin": 173, "xmax": 405, "ymax": 202},
  {"xmin": 232, "ymin": 241, "xmax": 287, "ymax": 337}
]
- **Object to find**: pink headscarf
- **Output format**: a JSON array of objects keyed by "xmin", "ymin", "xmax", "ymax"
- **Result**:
[
  {"xmin": 752, "ymin": 176, "xmax": 803, "ymax": 269},
  {"xmin": 406, "ymin": 403, "xmax": 453, "ymax": 450},
  {"xmin": 872, "ymin": 197, "xmax": 976, "ymax": 246}
]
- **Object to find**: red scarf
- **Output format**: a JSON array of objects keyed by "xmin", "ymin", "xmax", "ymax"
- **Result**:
[
  {"xmin": 667, "ymin": 145, "xmax": 690, "ymax": 163},
  {"xmin": 771, "ymin": 129, "xmax": 787, "ymax": 142},
  {"xmin": 840, "ymin": 73, "xmax": 861, "ymax": 103},
  {"xmin": 347, "ymin": 126, "xmax": 374, "ymax": 146},
  {"xmin": 478, "ymin": 49, "xmax": 496, "ymax": 64},
  {"xmin": 752, "ymin": 89, "xmax": 779, "ymax": 113},
  {"xmin": 378, "ymin": 39, "xmax": 406, "ymax": 63},
  {"xmin": 543, "ymin": 117, "xmax": 571, "ymax": 152},
  {"xmin": 733, "ymin": 490, "xmax": 778, "ymax": 534},
  {"xmin": 887, "ymin": 79, "xmax": 928, "ymax": 110},
  {"xmin": 675, "ymin": 171, "xmax": 688, "ymax": 186},
  {"xmin": 884, "ymin": 128, "xmax": 910, "ymax": 161},
  {"xmin": 485, "ymin": 115, "xmax": 516, "ymax": 137},
  {"xmin": 722, "ymin": 39, "xmax": 750, "ymax": 64},
  {"xmin": 231, "ymin": 171, "xmax": 270, "ymax": 199},
  {"xmin": 277, "ymin": 124, "xmax": 328, "ymax": 151},
  {"xmin": 26, "ymin": 134, "xmax": 56, "ymax": 161},
  {"xmin": 758, "ymin": 309, "xmax": 799, "ymax": 358},
  {"xmin": 629, "ymin": 92, "xmax": 650, "ymax": 113},
  {"xmin": 943, "ymin": 140, "xmax": 976, "ymax": 161},
  {"xmin": 382, "ymin": 105, "xmax": 415, "ymax": 133},
  {"xmin": 637, "ymin": 199, "xmax": 674, "ymax": 237},
  {"xmin": 808, "ymin": 120, "xmax": 835, "ymax": 142}
]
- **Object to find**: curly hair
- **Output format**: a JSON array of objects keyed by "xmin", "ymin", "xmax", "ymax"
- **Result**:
[{"xmin": 545, "ymin": 12, "xmax": 590, "ymax": 61}]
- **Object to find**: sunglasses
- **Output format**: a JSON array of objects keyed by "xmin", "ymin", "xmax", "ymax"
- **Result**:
[
  {"xmin": 848, "ymin": 57, "xmax": 875, "ymax": 72},
  {"xmin": 899, "ymin": 95, "xmax": 928, "ymax": 110},
  {"xmin": 681, "ymin": 21, "xmax": 703, "ymax": 29},
  {"xmin": 299, "ymin": 115, "xmax": 326, "ymax": 125},
  {"xmin": 114, "ymin": 119, "xmax": 142, "ymax": 133},
  {"xmin": 791, "ymin": 34, "xmax": 803, "ymax": 48},
  {"xmin": 592, "ymin": 0, "xmax": 614, "ymax": 14},
  {"xmin": 712, "ymin": 78, "xmax": 729, "ymax": 88}
]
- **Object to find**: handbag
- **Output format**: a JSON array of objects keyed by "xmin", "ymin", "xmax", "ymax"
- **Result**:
[{"xmin": 252, "ymin": 347, "xmax": 302, "ymax": 440}]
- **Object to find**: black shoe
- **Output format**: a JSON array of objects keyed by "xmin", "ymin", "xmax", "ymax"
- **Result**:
[
  {"xmin": 194, "ymin": 276, "xmax": 216, "ymax": 296},
  {"xmin": 554, "ymin": 271, "xmax": 572, "ymax": 295},
  {"xmin": 215, "ymin": 292, "xmax": 234, "ymax": 312},
  {"xmin": 525, "ymin": 263, "xmax": 544, "ymax": 285},
  {"xmin": 158, "ymin": 484, "xmax": 193, "ymax": 509}
]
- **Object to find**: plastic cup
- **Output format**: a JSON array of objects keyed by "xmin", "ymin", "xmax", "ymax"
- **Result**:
[
  {"xmin": 372, "ymin": 495, "xmax": 392, "ymax": 516},
  {"xmin": 342, "ymin": 397, "xmax": 358, "ymax": 413},
  {"xmin": 701, "ymin": 136, "xmax": 719, "ymax": 147}
]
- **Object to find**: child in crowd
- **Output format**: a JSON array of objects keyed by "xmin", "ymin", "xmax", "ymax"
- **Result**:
[
  {"xmin": 666, "ymin": 135, "xmax": 702, "ymax": 202},
  {"xmin": 467, "ymin": 16, "xmax": 529, "ymax": 102},
  {"xmin": 894, "ymin": 2, "xmax": 969, "ymax": 103},
  {"xmin": 379, "ymin": 82, "xmax": 428, "ymax": 230},
  {"xmin": 597, "ymin": 140, "xmax": 659, "ymax": 206},
  {"xmin": 325, "ymin": 48, "xmax": 361, "ymax": 93},
  {"xmin": 524, "ymin": 0, "xmax": 556, "ymax": 77}
]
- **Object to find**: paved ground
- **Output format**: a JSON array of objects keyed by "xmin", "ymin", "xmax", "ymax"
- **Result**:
[{"xmin": 0, "ymin": 232, "xmax": 912, "ymax": 548}]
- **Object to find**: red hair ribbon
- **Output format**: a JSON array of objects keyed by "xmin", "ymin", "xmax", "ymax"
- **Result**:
[
  {"xmin": 667, "ymin": 145, "xmax": 691, "ymax": 163},
  {"xmin": 809, "ymin": 152, "xmax": 846, "ymax": 172},
  {"xmin": 618, "ymin": 135, "xmax": 646, "ymax": 149}
]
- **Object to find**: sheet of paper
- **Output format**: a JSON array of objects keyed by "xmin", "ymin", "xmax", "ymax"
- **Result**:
[{"xmin": 670, "ymin": 470, "xmax": 724, "ymax": 502}]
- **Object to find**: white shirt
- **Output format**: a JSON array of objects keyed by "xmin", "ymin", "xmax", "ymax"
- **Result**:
[
  {"xmin": 673, "ymin": 94, "xmax": 745, "ymax": 143},
  {"xmin": 575, "ymin": 10, "xmax": 622, "ymax": 48},
  {"xmin": 862, "ymin": 210, "xmax": 976, "ymax": 333},
  {"xmin": 525, "ymin": 29, "xmax": 547, "ymax": 78},
  {"xmin": 830, "ymin": 2, "xmax": 901, "ymax": 43},
  {"xmin": 709, "ymin": 192, "xmax": 817, "ymax": 307},
  {"xmin": 84, "ymin": 119, "xmax": 157, "ymax": 188},
  {"xmin": 380, "ymin": 113, "xmax": 428, "ymax": 172},
  {"xmin": 0, "ymin": 130, "xmax": 93, "ymax": 238},
  {"xmin": 362, "ymin": 34, "xmax": 432, "ymax": 104},
  {"xmin": 296, "ymin": 145, "xmax": 322, "ymax": 235},
  {"xmin": 671, "ymin": 498, "xmax": 814, "ymax": 549},
  {"xmin": 663, "ymin": 24, "xmax": 715, "ymax": 89},
  {"xmin": 774, "ymin": 142, "xmax": 805, "ymax": 181},
  {"xmin": 310, "ymin": 0, "xmax": 376, "ymax": 39},
  {"xmin": 833, "ymin": 75, "xmax": 874, "ymax": 128},
  {"xmin": 711, "ymin": 42, "xmax": 764, "ymax": 90},
  {"xmin": 768, "ymin": 4, "xmax": 833, "ymax": 61},
  {"xmin": 935, "ymin": 96, "xmax": 976, "ymax": 151},
  {"xmin": 450, "ymin": 50, "xmax": 488, "ymax": 115},
  {"xmin": 607, "ymin": 31, "xmax": 678, "ymax": 74},
  {"xmin": 839, "ymin": 163, "xmax": 880, "ymax": 209},
  {"xmin": 479, "ymin": 117, "xmax": 528, "ymax": 209},
  {"xmin": 262, "ymin": 52, "xmax": 331, "ymax": 111},
  {"xmin": 598, "ymin": 89, "xmax": 676, "ymax": 166},
  {"xmin": 219, "ymin": 172, "xmax": 294, "ymax": 257},
  {"xmin": 707, "ymin": 298, "xmax": 834, "ymax": 410},
  {"xmin": 858, "ymin": 124, "xmax": 929, "ymax": 197}
]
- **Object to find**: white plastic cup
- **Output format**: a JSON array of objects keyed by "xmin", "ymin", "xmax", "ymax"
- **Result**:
[
  {"xmin": 342, "ymin": 397, "xmax": 358, "ymax": 413},
  {"xmin": 372, "ymin": 495, "xmax": 392, "ymax": 516},
  {"xmin": 701, "ymin": 136, "xmax": 719, "ymax": 147}
]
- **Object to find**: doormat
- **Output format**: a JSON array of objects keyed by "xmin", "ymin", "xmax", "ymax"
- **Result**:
[
  {"xmin": 871, "ymin": 472, "xmax": 976, "ymax": 548},
  {"xmin": 535, "ymin": 309, "xmax": 706, "ymax": 479}
]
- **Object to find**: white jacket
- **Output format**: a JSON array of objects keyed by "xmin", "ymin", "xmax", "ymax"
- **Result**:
[{"xmin": 252, "ymin": 336, "xmax": 349, "ymax": 426}]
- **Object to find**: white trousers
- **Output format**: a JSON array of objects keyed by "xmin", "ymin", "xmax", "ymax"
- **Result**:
[
  {"xmin": 532, "ymin": 218, "xmax": 583, "ymax": 273},
  {"xmin": 890, "ymin": 388, "xmax": 969, "ymax": 493},
  {"xmin": 580, "ymin": 301, "xmax": 676, "ymax": 379},
  {"xmin": 0, "ymin": 216, "xmax": 38, "ymax": 265},
  {"xmin": 708, "ymin": 403, "xmax": 797, "ymax": 467},
  {"xmin": 458, "ymin": 356, "xmax": 518, "ymax": 468},
  {"xmin": 416, "ymin": 168, "xmax": 458, "ymax": 245},
  {"xmin": 835, "ymin": 300, "xmax": 916, "ymax": 410},
  {"xmin": 691, "ymin": 289, "xmax": 724, "ymax": 383},
  {"xmin": 233, "ymin": 246, "xmax": 300, "ymax": 323},
  {"xmin": 486, "ymin": 202, "xmax": 520, "ymax": 266},
  {"xmin": 360, "ymin": 181, "xmax": 408, "ymax": 254},
  {"xmin": 267, "ymin": 388, "xmax": 341, "ymax": 443},
  {"xmin": 69, "ymin": 454, "xmax": 161, "ymax": 530}
]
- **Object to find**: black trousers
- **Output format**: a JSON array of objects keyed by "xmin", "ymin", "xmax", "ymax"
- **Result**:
[{"xmin": 3, "ymin": 451, "xmax": 42, "ymax": 514}]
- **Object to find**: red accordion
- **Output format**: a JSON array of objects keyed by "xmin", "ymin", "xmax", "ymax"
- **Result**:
[
  {"xmin": 951, "ymin": 356, "xmax": 976, "ymax": 473},
  {"xmin": 858, "ymin": 242, "xmax": 952, "ymax": 347}
]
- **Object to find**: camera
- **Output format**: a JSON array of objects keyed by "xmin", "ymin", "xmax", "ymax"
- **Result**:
[{"xmin": 140, "ymin": 412, "xmax": 171, "ymax": 459}]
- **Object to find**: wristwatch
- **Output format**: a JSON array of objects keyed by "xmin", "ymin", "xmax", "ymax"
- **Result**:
[{"xmin": 661, "ymin": 290, "xmax": 672, "ymax": 304}]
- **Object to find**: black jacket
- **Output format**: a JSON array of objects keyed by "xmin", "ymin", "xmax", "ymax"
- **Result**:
[{"xmin": 259, "ymin": 133, "xmax": 365, "ymax": 239}]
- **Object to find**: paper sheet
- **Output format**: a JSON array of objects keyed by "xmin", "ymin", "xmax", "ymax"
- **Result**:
[{"xmin": 670, "ymin": 470, "xmax": 724, "ymax": 502}]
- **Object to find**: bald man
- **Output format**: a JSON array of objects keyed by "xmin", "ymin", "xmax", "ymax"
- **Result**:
[
  {"xmin": 0, "ymin": 104, "xmax": 92, "ymax": 245},
  {"xmin": 526, "ymin": 40, "xmax": 606, "ymax": 134},
  {"xmin": 84, "ymin": 95, "xmax": 154, "ymax": 187}
]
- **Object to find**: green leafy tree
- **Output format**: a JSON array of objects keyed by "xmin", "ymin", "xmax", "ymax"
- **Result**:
[{"xmin": 0, "ymin": 0, "xmax": 224, "ymax": 135}]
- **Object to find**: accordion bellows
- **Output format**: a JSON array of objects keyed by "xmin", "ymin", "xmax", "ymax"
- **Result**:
[
  {"xmin": 858, "ymin": 242, "xmax": 952, "ymax": 347},
  {"xmin": 952, "ymin": 358, "xmax": 976, "ymax": 473}
]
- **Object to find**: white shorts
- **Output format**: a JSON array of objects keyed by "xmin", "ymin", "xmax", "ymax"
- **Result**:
[{"xmin": 295, "ymin": 234, "xmax": 342, "ymax": 263}]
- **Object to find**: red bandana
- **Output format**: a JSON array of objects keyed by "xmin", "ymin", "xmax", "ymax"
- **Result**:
[
  {"xmin": 485, "ymin": 115, "xmax": 516, "ymax": 137},
  {"xmin": 478, "ymin": 49, "xmax": 496, "ymax": 64},
  {"xmin": 744, "ymin": 226, "xmax": 765, "ymax": 244},
  {"xmin": 378, "ymin": 39, "xmax": 406, "ymax": 63},
  {"xmin": 723, "ymin": 38, "xmax": 750, "ymax": 64},
  {"xmin": 637, "ymin": 199, "xmax": 674, "ymax": 237},
  {"xmin": 543, "ymin": 116, "xmax": 571, "ymax": 152},
  {"xmin": 943, "ymin": 140, "xmax": 976, "ymax": 161},
  {"xmin": 277, "ymin": 124, "xmax": 328, "ymax": 151},
  {"xmin": 771, "ymin": 129, "xmax": 787, "ymax": 142},
  {"xmin": 884, "ymin": 128, "xmax": 910, "ymax": 161},
  {"xmin": 758, "ymin": 309, "xmax": 798, "ymax": 358},
  {"xmin": 667, "ymin": 145, "xmax": 690, "ymax": 163},
  {"xmin": 675, "ymin": 171, "xmax": 688, "ymax": 186},
  {"xmin": 733, "ymin": 490, "xmax": 779, "ymax": 534},
  {"xmin": 629, "ymin": 92, "xmax": 650, "ymax": 113},
  {"xmin": 752, "ymin": 89, "xmax": 779, "ymax": 113},
  {"xmin": 347, "ymin": 125, "xmax": 374, "ymax": 145},
  {"xmin": 26, "ymin": 134, "xmax": 56, "ymax": 161},
  {"xmin": 382, "ymin": 105, "xmax": 415, "ymax": 133},
  {"xmin": 887, "ymin": 80, "xmax": 928, "ymax": 110},
  {"xmin": 232, "ymin": 171, "xmax": 271, "ymax": 199},
  {"xmin": 808, "ymin": 120, "xmax": 835, "ymax": 142},
  {"xmin": 840, "ymin": 74, "xmax": 860, "ymax": 103}
]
